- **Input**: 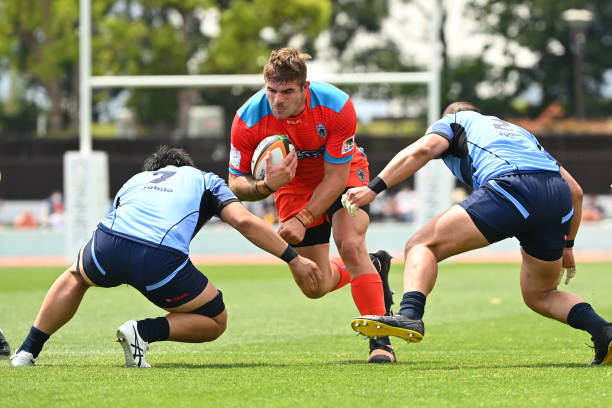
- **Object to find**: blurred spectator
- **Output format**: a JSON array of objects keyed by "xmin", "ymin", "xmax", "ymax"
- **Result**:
[
  {"xmin": 451, "ymin": 186, "xmax": 469, "ymax": 204},
  {"xmin": 582, "ymin": 194, "xmax": 605, "ymax": 222},
  {"xmin": 41, "ymin": 190, "xmax": 66, "ymax": 230},
  {"xmin": 14, "ymin": 210, "xmax": 38, "ymax": 229},
  {"xmin": 393, "ymin": 185, "xmax": 417, "ymax": 222},
  {"xmin": 368, "ymin": 191, "xmax": 386, "ymax": 221},
  {"xmin": 261, "ymin": 200, "xmax": 278, "ymax": 224}
]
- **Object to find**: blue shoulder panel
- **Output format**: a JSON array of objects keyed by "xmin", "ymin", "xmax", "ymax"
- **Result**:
[
  {"xmin": 237, "ymin": 89, "xmax": 273, "ymax": 128},
  {"xmin": 309, "ymin": 82, "xmax": 348, "ymax": 113}
]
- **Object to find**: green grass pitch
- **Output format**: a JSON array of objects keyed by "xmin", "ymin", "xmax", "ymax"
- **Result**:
[{"xmin": 1, "ymin": 262, "xmax": 611, "ymax": 407}]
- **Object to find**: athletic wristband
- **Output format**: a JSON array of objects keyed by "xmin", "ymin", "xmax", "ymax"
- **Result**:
[
  {"xmin": 565, "ymin": 239, "xmax": 574, "ymax": 249},
  {"xmin": 294, "ymin": 208, "xmax": 315, "ymax": 228},
  {"xmin": 367, "ymin": 176, "xmax": 387, "ymax": 194},
  {"xmin": 280, "ymin": 244, "xmax": 298, "ymax": 263}
]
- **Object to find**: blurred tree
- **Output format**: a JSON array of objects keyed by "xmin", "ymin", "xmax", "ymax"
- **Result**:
[
  {"xmin": 0, "ymin": 0, "xmax": 78, "ymax": 135},
  {"xmin": 93, "ymin": 0, "xmax": 213, "ymax": 136},
  {"xmin": 468, "ymin": 0, "xmax": 612, "ymax": 117},
  {"xmin": 324, "ymin": 0, "xmax": 422, "ymax": 102},
  {"xmin": 93, "ymin": 0, "xmax": 331, "ymax": 136},
  {"xmin": 0, "ymin": 69, "xmax": 39, "ymax": 136},
  {"xmin": 200, "ymin": 0, "xmax": 331, "ymax": 133}
]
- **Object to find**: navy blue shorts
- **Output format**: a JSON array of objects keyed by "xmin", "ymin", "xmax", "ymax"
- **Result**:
[
  {"xmin": 81, "ymin": 224, "xmax": 209, "ymax": 308},
  {"xmin": 459, "ymin": 171, "xmax": 573, "ymax": 261}
]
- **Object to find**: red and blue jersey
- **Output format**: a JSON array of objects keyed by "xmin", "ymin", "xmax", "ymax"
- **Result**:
[{"xmin": 229, "ymin": 81, "xmax": 369, "ymax": 189}]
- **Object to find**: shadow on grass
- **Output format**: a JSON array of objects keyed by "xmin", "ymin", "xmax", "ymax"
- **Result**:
[
  {"xmin": 149, "ymin": 360, "xmax": 592, "ymax": 370},
  {"xmin": 341, "ymin": 360, "xmax": 591, "ymax": 369}
]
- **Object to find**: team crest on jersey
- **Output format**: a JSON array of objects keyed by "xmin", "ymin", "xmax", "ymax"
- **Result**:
[
  {"xmin": 341, "ymin": 136, "xmax": 355, "ymax": 154},
  {"xmin": 357, "ymin": 168, "xmax": 365, "ymax": 183},
  {"xmin": 230, "ymin": 144, "xmax": 241, "ymax": 168},
  {"xmin": 317, "ymin": 123, "xmax": 327, "ymax": 139}
]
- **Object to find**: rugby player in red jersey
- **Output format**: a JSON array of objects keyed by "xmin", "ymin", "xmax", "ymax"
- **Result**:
[{"xmin": 228, "ymin": 48, "xmax": 396, "ymax": 363}]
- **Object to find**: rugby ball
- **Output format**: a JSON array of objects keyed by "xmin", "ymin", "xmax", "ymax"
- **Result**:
[{"xmin": 251, "ymin": 135, "xmax": 295, "ymax": 180}]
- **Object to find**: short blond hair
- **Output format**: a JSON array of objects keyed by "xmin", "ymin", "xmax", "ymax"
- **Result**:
[{"xmin": 263, "ymin": 48, "xmax": 311, "ymax": 85}]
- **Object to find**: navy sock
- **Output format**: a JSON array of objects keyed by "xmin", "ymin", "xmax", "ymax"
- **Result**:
[
  {"xmin": 136, "ymin": 317, "xmax": 170, "ymax": 343},
  {"xmin": 20, "ymin": 326, "xmax": 50, "ymax": 358},
  {"xmin": 567, "ymin": 302, "xmax": 609, "ymax": 340},
  {"xmin": 399, "ymin": 291, "xmax": 427, "ymax": 320}
]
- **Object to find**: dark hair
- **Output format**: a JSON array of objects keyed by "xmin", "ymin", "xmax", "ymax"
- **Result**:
[
  {"xmin": 143, "ymin": 145, "xmax": 195, "ymax": 171},
  {"xmin": 263, "ymin": 48, "xmax": 311, "ymax": 86},
  {"xmin": 442, "ymin": 101, "xmax": 481, "ymax": 116}
]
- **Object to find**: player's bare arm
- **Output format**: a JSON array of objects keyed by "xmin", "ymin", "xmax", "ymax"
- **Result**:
[
  {"xmin": 559, "ymin": 166, "xmax": 583, "ymax": 242},
  {"xmin": 346, "ymin": 133, "xmax": 449, "ymax": 208},
  {"xmin": 559, "ymin": 166, "xmax": 584, "ymax": 282},
  {"xmin": 278, "ymin": 161, "xmax": 350, "ymax": 245},
  {"xmin": 228, "ymin": 151, "xmax": 297, "ymax": 201},
  {"xmin": 220, "ymin": 201, "xmax": 322, "ymax": 293}
]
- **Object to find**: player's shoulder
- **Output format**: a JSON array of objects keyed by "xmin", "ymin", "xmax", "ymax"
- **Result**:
[
  {"xmin": 237, "ymin": 89, "xmax": 273, "ymax": 128},
  {"xmin": 308, "ymin": 81, "xmax": 349, "ymax": 113}
]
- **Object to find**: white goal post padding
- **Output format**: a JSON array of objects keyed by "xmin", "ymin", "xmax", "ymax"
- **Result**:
[{"xmin": 64, "ymin": 151, "xmax": 109, "ymax": 261}]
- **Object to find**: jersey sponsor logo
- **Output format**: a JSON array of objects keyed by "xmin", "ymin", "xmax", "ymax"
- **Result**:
[
  {"xmin": 143, "ymin": 185, "xmax": 173, "ymax": 192},
  {"xmin": 357, "ymin": 168, "xmax": 366, "ymax": 183},
  {"xmin": 317, "ymin": 123, "xmax": 327, "ymax": 139},
  {"xmin": 230, "ymin": 144, "xmax": 241, "ymax": 168},
  {"xmin": 341, "ymin": 136, "xmax": 355, "ymax": 154},
  {"xmin": 296, "ymin": 147, "xmax": 325, "ymax": 160},
  {"xmin": 286, "ymin": 119, "xmax": 302, "ymax": 124},
  {"xmin": 165, "ymin": 292, "xmax": 189, "ymax": 303}
]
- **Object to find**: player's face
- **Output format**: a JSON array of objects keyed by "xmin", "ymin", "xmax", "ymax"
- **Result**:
[{"xmin": 265, "ymin": 80, "xmax": 308, "ymax": 120}]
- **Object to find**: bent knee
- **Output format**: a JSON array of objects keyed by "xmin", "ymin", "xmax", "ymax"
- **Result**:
[
  {"xmin": 302, "ymin": 287, "xmax": 326, "ymax": 299},
  {"xmin": 404, "ymin": 239, "xmax": 441, "ymax": 260},
  {"xmin": 336, "ymin": 239, "xmax": 365, "ymax": 264},
  {"xmin": 521, "ymin": 288, "xmax": 552, "ymax": 311},
  {"xmin": 209, "ymin": 314, "xmax": 227, "ymax": 341}
]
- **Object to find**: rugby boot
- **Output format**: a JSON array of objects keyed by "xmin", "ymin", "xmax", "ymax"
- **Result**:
[
  {"xmin": 590, "ymin": 323, "xmax": 612, "ymax": 365},
  {"xmin": 116, "ymin": 320, "xmax": 151, "ymax": 368},
  {"xmin": 10, "ymin": 350, "xmax": 36, "ymax": 367},
  {"xmin": 368, "ymin": 336, "xmax": 396, "ymax": 364},
  {"xmin": 369, "ymin": 250, "xmax": 394, "ymax": 315},
  {"xmin": 0, "ymin": 329, "xmax": 10, "ymax": 358},
  {"xmin": 352, "ymin": 313, "xmax": 424, "ymax": 343}
]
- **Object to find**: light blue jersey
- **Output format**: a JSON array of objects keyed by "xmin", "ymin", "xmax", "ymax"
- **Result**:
[
  {"xmin": 426, "ymin": 111, "xmax": 559, "ymax": 189},
  {"xmin": 101, "ymin": 166, "xmax": 239, "ymax": 254}
]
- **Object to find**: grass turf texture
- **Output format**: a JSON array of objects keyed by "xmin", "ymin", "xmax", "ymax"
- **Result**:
[{"xmin": 1, "ymin": 262, "xmax": 611, "ymax": 407}]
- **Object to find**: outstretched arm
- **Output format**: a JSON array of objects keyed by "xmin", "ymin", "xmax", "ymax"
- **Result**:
[
  {"xmin": 220, "ymin": 201, "xmax": 323, "ymax": 294},
  {"xmin": 345, "ymin": 133, "xmax": 449, "ymax": 208},
  {"xmin": 560, "ymin": 166, "xmax": 583, "ymax": 242},
  {"xmin": 559, "ymin": 166, "xmax": 583, "ymax": 284}
]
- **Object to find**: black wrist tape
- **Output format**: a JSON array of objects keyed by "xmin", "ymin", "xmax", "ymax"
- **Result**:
[
  {"xmin": 367, "ymin": 176, "xmax": 387, "ymax": 194},
  {"xmin": 565, "ymin": 239, "xmax": 574, "ymax": 248},
  {"xmin": 280, "ymin": 244, "xmax": 298, "ymax": 263}
]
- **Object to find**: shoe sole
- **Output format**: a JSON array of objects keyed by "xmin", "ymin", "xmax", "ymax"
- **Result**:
[
  {"xmin": 351, "ymin": 318, "xmax": 423, "ymax": 343},
  {"xmin": 116, "ymin": 329, "xmax": 139, "ymax": 368}
]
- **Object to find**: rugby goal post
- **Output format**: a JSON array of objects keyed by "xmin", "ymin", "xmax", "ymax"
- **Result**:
[{"xmin": 68, "ymin": 0, "xmax": 450, "ymax": 259}]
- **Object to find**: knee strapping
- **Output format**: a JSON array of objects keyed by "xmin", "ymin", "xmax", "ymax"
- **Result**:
[{"xmin": 191, "ymin": 290, "xmax": 225, "ymax": 318}]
